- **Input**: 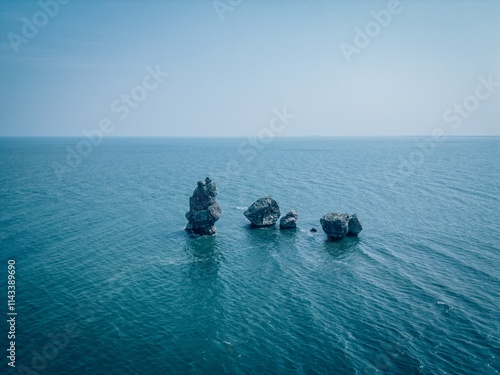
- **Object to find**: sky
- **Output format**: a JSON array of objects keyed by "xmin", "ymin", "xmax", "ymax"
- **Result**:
[{"xmin": 0, "ymin": 0, "xmax": 499, "ymax": 137}]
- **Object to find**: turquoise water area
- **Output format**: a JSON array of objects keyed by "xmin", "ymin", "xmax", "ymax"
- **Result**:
[{"xmin": 0, "ymin": 137, "xmax": 498, "ymax": 374}]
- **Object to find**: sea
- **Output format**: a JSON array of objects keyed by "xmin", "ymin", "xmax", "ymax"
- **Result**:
[{"xmin": 0, "ymin": 137, "xmax": 498, "ymax": 375}]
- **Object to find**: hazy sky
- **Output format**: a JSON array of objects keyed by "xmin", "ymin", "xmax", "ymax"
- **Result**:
[{"xmin": 0, "ymin": 0, "xmax": 499, "ymax": 136}]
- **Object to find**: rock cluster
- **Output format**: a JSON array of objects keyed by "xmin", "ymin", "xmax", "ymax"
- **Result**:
[
  {"xmin": 280, "ymin": 210, "xmax": 298, "ymax": 229},
  {"xmin": 185, "ymin": 177, "xmax": 221, "ymax": 235},
  {"xmin": 244, "ymin": 197, "xmax": 281, "ymax": 227},
  {"xmin": 183, "ymin": 180, "xmax": 364, "ymax": 241},
  {"xmin": 320, "ymin": 213, "xmax": 363, "ymax": 239}
]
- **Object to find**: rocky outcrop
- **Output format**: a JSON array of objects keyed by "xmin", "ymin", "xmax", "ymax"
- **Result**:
[
  {"xmin": 185, "ymin": 177, "xmax": 221, "ymax": 235},
  {"xmin": 280, "ymin": 210, "xmax": 298, "ymax": 229},
  {"xmin": 244, "ymin": 197, "xmax": 280, "ymax": 227},
  {"xmin": 320, "ymin": 213, "xmax": 349, "ymax": 239},
  {"xmin": 320, "ymin": 213, "xmax": 363, "ymax": 239}
]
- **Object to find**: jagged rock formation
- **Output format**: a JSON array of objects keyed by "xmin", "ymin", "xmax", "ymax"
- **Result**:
[
  {"xmin": 280, "ymin": 210, "xmax": 298, "ymax": 229},
  {"xmin": 185, "ymin": 177, "xmax": 221, "ymax": 235},
  {"xmin": 320, "ymin": 213, "xmax": 363, "ymax": 239},
  {"xmin": 244, "ymin": 197, "xmax": 280, "ymax": 227}
]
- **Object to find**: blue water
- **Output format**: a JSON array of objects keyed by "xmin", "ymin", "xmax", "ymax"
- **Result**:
[{"xmin": 0, "ymin": 137, "xmax": 498, "ymax": 374}]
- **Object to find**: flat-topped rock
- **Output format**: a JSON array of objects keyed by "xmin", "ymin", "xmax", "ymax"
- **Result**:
[
  {"xmin": 320, "ymin": 212, "xmax": 363, "ymax": 239},
  {"xmin": 244, "ymin": 197, "xmax": 280, "ymax": 227}
]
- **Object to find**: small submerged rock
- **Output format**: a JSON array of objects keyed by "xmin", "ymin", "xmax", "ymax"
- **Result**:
[
  {"xmin": 185, "ymin": 177, "xmax": 221, "ymax": 235},
  {"xmin": 244, "ymin": 197, "xmax": 280, "ymax": 227},
  {"xmin": 310, "ymin": 227, "xmax": 318, "ymax": 233},
  {"xmin": 320, "ymin": 212, "xmax": 363, "ymax": 239},
  {"xmin": 279, "ymin": 210, "xmax": 298, "ymax": 229}
]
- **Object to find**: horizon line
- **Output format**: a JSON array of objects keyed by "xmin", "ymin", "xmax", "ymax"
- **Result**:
[{"xmin": 1, "ymin": 135, "xmax": 500, "ymax": 138}]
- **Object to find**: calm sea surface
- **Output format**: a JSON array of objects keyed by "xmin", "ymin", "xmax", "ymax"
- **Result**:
[{"xmin": 0, "ymin": 137, "xmax": 498, "ymax": 374}]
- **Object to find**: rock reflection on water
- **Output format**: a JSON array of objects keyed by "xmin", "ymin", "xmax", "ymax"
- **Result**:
[
  {"xmin": 181, "ymin": 235, "xmax": 235, "ymax": 370},
  {"xmin": 322, "ymin": 235, "xmax": 360, "ymax": 258},
  {"xmin": 183, "ymin": 234, "xmax": 224, "ymax": 290}
]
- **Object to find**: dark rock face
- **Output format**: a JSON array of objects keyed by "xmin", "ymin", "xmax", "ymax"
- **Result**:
[
  {"xmin": 347, "ymin": 214, "xmax": 363, "ymax": 236},
  {"xmin": 320, "ymin": 212, "xmax": 363, "ymax": 239},
  {"xmin": 185, "ymin": 177, "xmax": 221, "ymax": 235},
  {"xmin": 280, "ymin": 210, "xmax": 298, "ymax": 229},
  {"xmin": 320, "ymin": 213, "xmax": 350, "ymax": 239},
  {"xmin": 244, "ymin": 197, "xmax": 280, "ymax": 227}
]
